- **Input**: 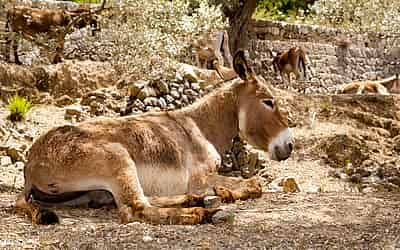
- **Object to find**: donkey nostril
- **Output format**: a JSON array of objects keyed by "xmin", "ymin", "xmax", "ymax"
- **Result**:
[{"xmin": 288, "ymin": 142, "xmax": 293, "ymax": 151}]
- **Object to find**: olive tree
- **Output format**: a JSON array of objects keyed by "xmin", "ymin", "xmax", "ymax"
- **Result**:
[
  {"xmin": 311, "ymin": 0, "xmax": 400, "ymax": 34},
  {"xmin": 210, "ymin": 0, "xmax": 258, "ymax": 55},
  {"xmin": 92, "ymin": 0, "xmax": 226, "ymax": 82}
]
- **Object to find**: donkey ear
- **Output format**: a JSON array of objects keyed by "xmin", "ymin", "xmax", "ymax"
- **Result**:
[{"xmin": 233, "ymin": 50, "xmax": 253, "ymax": 80}]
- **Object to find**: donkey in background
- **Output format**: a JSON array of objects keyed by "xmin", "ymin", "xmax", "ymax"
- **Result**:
[
  {"xmin": 4, "ymin": 0, "xmax": 105, "ymax": 64},
  {"xmin": 271, "ymin": 47, "xmax": 310, "ymax": 84},
  {"xmin": 340, "ymin": 74, "xmax": 399, "ymax": 94},
  {"xmin": 16, "ymin": 50, "xmax": 294, "ymax": 225}
]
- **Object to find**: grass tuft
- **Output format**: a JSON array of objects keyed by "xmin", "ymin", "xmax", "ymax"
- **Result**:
[{"xmin": 7, "ymin": 94, "xmax": 33, "ymax": 122}]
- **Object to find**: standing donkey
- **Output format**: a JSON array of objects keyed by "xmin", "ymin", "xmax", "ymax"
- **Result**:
[
  {"xmin": 272, "ymin": 47, "xmax": 309, "ymax": 84},
  {"xmin": 16, "ymin": 50, "xmax": 294, "ymax": 225}
]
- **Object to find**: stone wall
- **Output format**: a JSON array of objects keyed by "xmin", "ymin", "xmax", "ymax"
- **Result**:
[{"xmin": 247, "ymin": 20, "xmax": 400, "ymax": 92}]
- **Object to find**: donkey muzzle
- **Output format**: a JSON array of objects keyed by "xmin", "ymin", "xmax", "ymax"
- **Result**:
[{"xmin": 268, "ymin": 128, "xmax": 294, "ymax": 161}]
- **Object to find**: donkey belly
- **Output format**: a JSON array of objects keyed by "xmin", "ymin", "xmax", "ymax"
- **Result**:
[{"xmin": 137, "ymin": 165, "xmax": 189, "ymax": 197}]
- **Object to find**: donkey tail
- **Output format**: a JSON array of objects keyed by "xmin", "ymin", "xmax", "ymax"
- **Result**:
[{"xmin": 15, "ymin": 190, "xmax": 59, "ymax": 225}]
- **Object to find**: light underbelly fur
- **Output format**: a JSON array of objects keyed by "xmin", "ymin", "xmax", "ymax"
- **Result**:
[{"xmin": 137, "ymin": 165, "xmax": 189, "ymax": 197}]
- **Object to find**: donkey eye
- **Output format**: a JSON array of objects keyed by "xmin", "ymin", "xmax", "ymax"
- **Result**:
[{"xmin": 262, "ymin": 99, "xmax": 274, "ymax": 109}]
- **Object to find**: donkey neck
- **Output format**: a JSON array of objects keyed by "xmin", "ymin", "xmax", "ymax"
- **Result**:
[{"xmin": 175, "ymin": 82, "xmax": 240, "ymax": 155}]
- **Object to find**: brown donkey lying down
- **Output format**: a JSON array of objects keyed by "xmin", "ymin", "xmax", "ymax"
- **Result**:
[
  {"xmin": 340, "ymin": 74, "xmax": 399, "ymax": 94},
  {"xmin": 16, "ymin": 50, "xmax": 294, "ymax": 225}
]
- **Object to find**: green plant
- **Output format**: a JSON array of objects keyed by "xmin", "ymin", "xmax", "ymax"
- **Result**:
[
  {"xmin": 254, "ymin": 0, "xmax": 315, "ymax": 21},
  {"xmin": 81, "ymin": 0, "xmax": 226, "ymax": 83},
  {"xmin": 310, "ymin": 0, "xmax": 400, "ymax": 34},
  {"xmin": 7, "ymin": 94, "xmax": 33, "ymax": 122}
]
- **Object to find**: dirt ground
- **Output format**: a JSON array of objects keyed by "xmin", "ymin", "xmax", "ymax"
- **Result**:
[
  {"xmin": 0, "ymin": 193, "xmax": 399, "ymax": 249},
  {"xmin": 0, "ymin": 91, "xmax": 399, "ymax": 249}
]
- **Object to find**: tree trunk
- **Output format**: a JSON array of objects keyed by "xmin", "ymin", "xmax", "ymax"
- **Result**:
[{"xmin": 225, "ymin": 0, "xmax": 258, "ymax": 55}]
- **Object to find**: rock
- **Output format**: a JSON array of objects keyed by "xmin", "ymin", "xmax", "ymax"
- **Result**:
[
  {"xmin": 65, "ymin": 105, "xmax": 83, "ymax": 119},
  {"xmin": 203, "ymin": 196, "xmax": 221, "ymax": 208},
  {"xmin": 143, "ymin": 97, "xmax": 160, "ymax": 107},
  {"xmin": 129, "ymin": 80, "xmax": 147, "ymax": 98},
  {"xmin": 173, "ymin": 99, "xmax": 182, "ymax": 108},
  {"xmin": 237, "ymin": 151, "xmax": 250, "ymax": 166},
  {"xmin": 388, "ymin": 176, "xmax": 400, "ymax": 187},
  {"xmin": 190, "ymin": 83, "xmax": 201, "ymax": 91},
  {"xmin": 167, "ymin": 104, "xmax": 176, "ymax": 110},
  {"xmin": 183, "ymin": 89, "xmax": 198, "ymax": 97},
  {"xmin": 154, "ymin": 80, "xmax": 169, "ymax": 94},
  {"xmin": 164, "ymin": 95, "xmax": 175, "ymax": 104},
  {"xmin": 0, "ymin": 156, "xmax": 12, "ymax": 166},
  {"xmin": 16, "ymin": 123, "xmax": 28, "ymax": 134},
  {"xmin": 137, "ymin": 86, "xmax": 157, "ymax": 101},
  {"xmin": 177, "ymin": 63, "xmax": 198, "ymax": 83},
  {"xmin": 183, "ymin": 81, "xmax": 191, "ymax": 89},
  {"xmin": 158, "ymin": 97, "xmax": 167, "ymax": 109},
  {"xmin": 89, "ymin": 101, "xmax": 105, "ymax": 115},
  {"xmin": 181, "ymin": 95, "xmax": 189, "ymax": 105},
  {"xmin": 241, "ymin": 166, "xmax": 254, "ymax": 179},
  {"xmin": 15, "ymin": 161, "xmax": 25, "ymax": 170},
  {"xmin": 248, "ymin": 151, "xmax": 258, "ymax": 169},
  {"xmin": 328, "ymin": 169, "xmax": 342, "ymax": 178},
  {"xmin": 80, "ymin": 90, "xmax": 108, "ymax": 110},
  {"xmin": 142, "ymin": 236, "xmax": 153, "ymax": 243},
  {"xmin": 133, "ymin": 99, "xmax": 145, "ymax": 110},
  {"xmin": 34, "ymin": 92, "xmax": 53, "ymax": 105},
  {"xmin": 55, "ymin": 95, "xmax": 74, "ymax": 106},
  {"xmin": 219, "ymin": 153, "xmax": 233, "ymax": 173},
  {"xmin": 3, "ymin": 144, "xmax": 26, "ymax": 163},
  {"xmin": 269, "ymin": 177, "xmax": 301, "ymax": 193},
  {"xmin": 145, "ymin": 106, "xmax": 154, "ymax": 112},
  {"xmin": 212, "ymin": 210, "xmax": 235, "ymax": 224},
  {"xmin": 170, "ymin": 89, "xmax": 181, "ymax": 99}
]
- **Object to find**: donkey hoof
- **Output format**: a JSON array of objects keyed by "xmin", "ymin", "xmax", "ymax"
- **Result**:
[
  {"xmin": 186, "ymin": 194, "xmax": 206, "ymax": 207},
  {"xmin": 34, "ymin": 208, "xmax": 59, "ymax": 225},
  {"xmin": 213, "ymin": 186, "xmax": 235, "ymax": 203}
]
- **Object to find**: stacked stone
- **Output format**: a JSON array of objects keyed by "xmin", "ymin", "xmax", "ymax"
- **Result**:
[
  {"xmin": 219, "ymin": 136, "xmax": 268, "ymax": 178},
  {"xmin": 248, "ymin": 20, "xmax": 399, "ymax": 94},
  {"xmin": 123, "ymin": 76, "xmax": 215, "ymax": 115}
]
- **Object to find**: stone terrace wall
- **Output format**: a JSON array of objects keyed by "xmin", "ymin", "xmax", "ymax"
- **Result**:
[{"xmin": 247, "ymin": 20, "xmax": 400, "ymax": 92}]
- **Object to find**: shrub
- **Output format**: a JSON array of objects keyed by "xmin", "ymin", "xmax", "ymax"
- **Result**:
[
  {"xmin": 254, "ymin": 0, "xmax": 314, "ymax": 21},
  {"xmin": 310, "ymin": 0, "xmax": 400, "ymax": 34},
  {"xmin": 73, "ymin": 0, "xmax": 226, "ymax": 83},
  {"xmin": 7, "ymin": 94, "xmax": 33, "ymax": 122}
]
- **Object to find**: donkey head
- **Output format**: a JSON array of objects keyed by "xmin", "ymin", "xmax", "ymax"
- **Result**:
[{"xmin": 234, "ymin": 50, "xmax": 294, "ymax": 161}]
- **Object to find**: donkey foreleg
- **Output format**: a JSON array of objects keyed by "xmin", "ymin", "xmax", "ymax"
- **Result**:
[
  {"xmin": 204, "ymin": 175, "xmax": 262, "ymax": 203},
  {"xmin": 148, "ymin": 194, "xmax": 206, "ymax": 208},
  {"xmin": 96, "ymin": 143, "xmax": 218, "ymax": 224},
  {"xmin": 133, "ymin": 206, "xmax": 219, "ymax": 225}
]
